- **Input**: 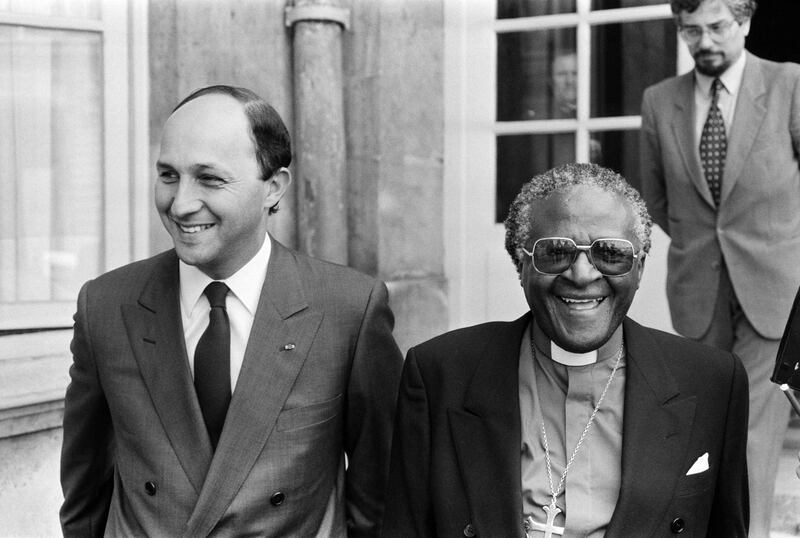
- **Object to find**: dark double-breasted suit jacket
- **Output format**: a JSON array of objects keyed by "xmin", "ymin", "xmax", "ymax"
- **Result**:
[
  {"xmin": 60, "ymin": 237, "xmax": 403, "ymax": 537},
  {"xmin": 383, "ymin": 314, "xmax": 749, "ymax": 537}
]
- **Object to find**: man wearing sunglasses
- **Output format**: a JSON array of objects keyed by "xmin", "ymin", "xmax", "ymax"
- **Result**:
[
  {"xmin": 384, "ymin": 163, "xmax": 749, "ymax": 537},
  {"xmin": 640, "ymin": 1, "xmax": 800, "ymax": 534}
]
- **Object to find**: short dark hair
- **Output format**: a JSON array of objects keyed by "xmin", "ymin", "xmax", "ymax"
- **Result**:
[
  {"xmin": 173, "ymin": 85, "xmax": 292, "ymax": 214},
  {"xmin": 670, "ymin": 0, "xmax": 757, "ymax": 23},
  {"xmin": 504, "ymin": 163, "xmax": 652, "ymax": 275}
]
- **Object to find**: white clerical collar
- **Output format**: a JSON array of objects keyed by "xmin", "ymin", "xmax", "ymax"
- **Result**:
[
  {"xmin": 532, "ymin": 319, "xmax": 624, "ymax": 366},
  {"xmin": 179, "ymin": 234, "xmax": 272, "ymax": 317},
  {"xmin": 551, "ymin": 343, "xmax": 598, "ymax": 366}
]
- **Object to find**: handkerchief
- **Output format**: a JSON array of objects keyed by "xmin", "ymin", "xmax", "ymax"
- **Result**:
[{"xmin": 686, "ymin": 452, "xmax": 709, "ymax": 475}]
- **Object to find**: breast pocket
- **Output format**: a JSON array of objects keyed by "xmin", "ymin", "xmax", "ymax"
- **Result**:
[
  {"xmin": 675, "ymin": 468, "xmax": 714, "ymax": 497},
  {"xmin": 275, "ymin": 393, "xmax": 343, "ymax": 432}
]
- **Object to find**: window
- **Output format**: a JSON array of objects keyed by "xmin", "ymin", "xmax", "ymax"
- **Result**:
[
  {"xmin": 494, "ymin": 0, "xmax": 677, "ymax": 221},
  {"xmin": 0, "ymin": 0, "xmax": 148, "ymax": 331}
]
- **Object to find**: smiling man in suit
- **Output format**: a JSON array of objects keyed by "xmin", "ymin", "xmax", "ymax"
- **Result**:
[
  {"xmin": 383, "ymin": 163, "xmax": 749, "ymax": 537},
  {"xmin": 59, "ymin": 85, "xmax": 403, "ymax": 537},
  {"xmin": 640, "ymin": 1, "xmax": 800, "ymax": 533}
]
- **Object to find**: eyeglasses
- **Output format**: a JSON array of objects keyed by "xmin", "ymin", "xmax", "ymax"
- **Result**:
[
  {"xmin": 521, "ymin": 237, "xmax": 641, "ymax": 276},
  {"xmin": 678, "ymin": 19, "xmax": 737, "ymax": 44}
]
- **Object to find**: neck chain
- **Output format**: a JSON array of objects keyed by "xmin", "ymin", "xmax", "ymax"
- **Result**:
[{"xmin": 524, "ymin": 335, "xmax": 624, "ymax": 538}]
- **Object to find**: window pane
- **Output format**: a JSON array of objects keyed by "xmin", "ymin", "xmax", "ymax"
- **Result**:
[
  {"xmin": 589, "ymin": 130, "xmax": 641, "ymax": 192},
  {"xmin": 498, "ymin": 0, "xmax": 575, "ymax": 19},
  {"xmin": 498, "ymin": 28, "xmax": 577, "ymax": 121},
  {"xmin": 590, "ymin": 19, "xmax": 677, "ymax": 117},
  {"xmin": 0, "ymin": 0, "xmax": 100, "ymax": 19},
  {"xmin": 496, "ymin": 133, "xmax": 576, "ymax": 222},
  {"xmin": 0, "ymin": 26, "xmax": 103, "ymax": 304},
  {"xmin": 591, "ymin": 0, "xmax": 668, "ymax": 10}
]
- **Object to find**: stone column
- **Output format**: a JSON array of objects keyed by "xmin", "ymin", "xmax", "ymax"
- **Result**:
[{"xmin": 286, "ymin": 0, "xmax": 350, "ymax": 264}]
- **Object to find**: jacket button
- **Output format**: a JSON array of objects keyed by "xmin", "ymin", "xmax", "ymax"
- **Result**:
[
  {"xmin": 270, "ymin": 491, "xmax": 285, "ymax": 506},
  {"xmin": 463, "ymin": 523, "xmax": 476, "ymax": 537},
  {"xmin": 671, "ymin": 517, "xmax": 685, "ymax": 533},
  {"xmin": 144, "ymin": 481, "xmax": 157, "ymax": 496}
]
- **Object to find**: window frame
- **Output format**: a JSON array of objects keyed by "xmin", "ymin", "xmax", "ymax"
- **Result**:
[
  {"xmin": 0, "ymin": 1, "xmax": 149, "ymax": 332},
  {"xmin": 493, "ymin": 2, "xmax": 673, "ymax": 160}
]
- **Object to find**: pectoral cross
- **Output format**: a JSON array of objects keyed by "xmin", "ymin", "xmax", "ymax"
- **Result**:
[{"xmin": 523, "ymin": 502, "xmax": 565, "ymax": 538}]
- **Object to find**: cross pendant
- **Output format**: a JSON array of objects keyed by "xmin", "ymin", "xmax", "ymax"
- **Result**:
[{"xmin": 523, "ymin": 502, "xmax": 564, "ymax": 538}]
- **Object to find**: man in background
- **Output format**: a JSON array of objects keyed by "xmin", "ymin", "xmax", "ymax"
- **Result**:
[
  {"xmin": 551, "ymin": 50, "xmax": 578, "ymax": 118},
  {"xmin": 640, "ymin": 0, "xmax": 800, "ymax": 533},
  {"xmin": 550, "ymin": 50, "xmax": 602, "ymax": 162},
  {"xmin": 60, "ymin": 85, "xmax": 403, "ymax": 537}
]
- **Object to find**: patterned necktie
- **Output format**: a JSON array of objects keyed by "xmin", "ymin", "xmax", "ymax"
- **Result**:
[
  {"xmin": 194, "ymin": 281, "xmax": 231, "ymax": 450},
  {"xmin": 699, "ymin": 78, "xmax": 726, "ymax": 207}
]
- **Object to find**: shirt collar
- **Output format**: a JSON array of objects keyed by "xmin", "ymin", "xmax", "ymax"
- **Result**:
[
  {"xmin": 532, "ymin": 319, "xmax": 624, "ymax": 366},
  {"xmin": 695, "ymin": 50, "xmax": 747, "ymax": 98},
  {"xmin": 179, "ymin": 234, "xmax": 272, "ymax": 317}
]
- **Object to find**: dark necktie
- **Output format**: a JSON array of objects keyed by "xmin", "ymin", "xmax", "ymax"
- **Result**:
[
  {"xmin": 699, "ymin": 78, "xmax": 726, "ymax": 207},
  {"xmin": 194, "ymin": 281, "xmax": 231, "ymax": 450}
]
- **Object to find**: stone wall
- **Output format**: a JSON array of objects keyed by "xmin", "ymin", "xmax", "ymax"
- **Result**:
[
  {"xmin": 0, "ymin": 331, "xmax": 71, "ymax": 534},
  {"xmin": 344, "ymin": 0, "xmax": 447, "ymax": 352},
  {"xmin": 0, "ymin": 428, "xmax": 63, "ymax": 535}
]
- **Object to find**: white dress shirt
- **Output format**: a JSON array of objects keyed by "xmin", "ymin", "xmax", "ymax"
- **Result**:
[
  {"xmin": 179, "ymin": 235, "xmax": 271, "ymax": 393},
  {"xmin": 693, "ymin": 51, "xmax": 747, "ymax": 142}
]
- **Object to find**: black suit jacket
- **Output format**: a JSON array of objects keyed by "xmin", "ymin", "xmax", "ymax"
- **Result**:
[{"xmin": 383, "ymin": 314, "xmax": 749, "ymax": 537}]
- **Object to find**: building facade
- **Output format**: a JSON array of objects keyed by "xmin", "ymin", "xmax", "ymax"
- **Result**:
[{"xmin": 0, "ymin": 0, "xmax": 796, "ymax": 533}]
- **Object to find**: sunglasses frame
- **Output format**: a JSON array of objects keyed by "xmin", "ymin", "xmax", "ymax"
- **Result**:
[{"xmin": 521, "ymin": 236, "xmax": 641, "ymax": 277}]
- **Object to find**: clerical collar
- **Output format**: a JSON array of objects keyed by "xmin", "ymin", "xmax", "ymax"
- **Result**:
[{"xmin": 531, "ymin": 320, "xmax": 624, "ymax": 366}]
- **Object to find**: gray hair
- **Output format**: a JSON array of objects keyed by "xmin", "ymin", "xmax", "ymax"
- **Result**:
[
  {"xmin": 504, "ymin": 163, "xmax": 652, "ymax": 275},
  {"xmin": 670, "ymin": 0, "xmax": 757, "ymax": 24}
]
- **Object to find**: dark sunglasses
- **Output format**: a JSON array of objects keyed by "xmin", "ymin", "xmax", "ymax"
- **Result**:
[{"xmin": 521, "ymin": 237, "xmax": 641, "ymax": 276}]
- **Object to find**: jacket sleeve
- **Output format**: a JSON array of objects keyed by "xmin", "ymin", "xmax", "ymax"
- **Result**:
[
  {"xmin": 640, "ymin": 86, "xmax": 670, "ymax": 235},
  {"xmin": 707, "ymin": 354, "xmax": 750, "ymax": 535},
  {"xmin": 790, "ymin": 64, "xmax": 800, "ymax": 167},
  {"xmin": 59, "ymin": 281, "xmax": 114, "ymax": 538},
  {"xmin": 344, "ymin": 280, "xmax": 404, "ymax": 538},
  {"xmin": 382, "ymin": 348, "xmax": 436, "ymax": 537}
]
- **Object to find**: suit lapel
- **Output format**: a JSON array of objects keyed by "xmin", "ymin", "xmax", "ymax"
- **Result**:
[
  {"xmin": 671, "ymin": 71, "xmax": 715, "ymax": 209},
  {"xmin": 721, "ymin": 52, "xmax": 766, "ymax": 205},
  {"xmin": 607, "ymin": 319, "xmax": 696, "ymax": 535},
  {"xmin": 448, "ymin": 314, "xmax": 529, "ymax": 537},
  {"xmin": 186, "ymin": 239, "xmax": 323, "ymax": 537},
  {"xmin": 121, "ymin": 251, "xmax": 212, "ymax": 495}
]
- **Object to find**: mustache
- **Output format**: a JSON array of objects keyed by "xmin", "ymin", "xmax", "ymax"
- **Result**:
[{"xmin": 694, "ymin": 49, "xmax": 720, "ymax": 58}]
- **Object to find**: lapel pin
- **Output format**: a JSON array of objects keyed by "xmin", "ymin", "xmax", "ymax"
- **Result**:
[{"xmin": 281, "ymin": 343, "xmax": 296, "ymax": 351}]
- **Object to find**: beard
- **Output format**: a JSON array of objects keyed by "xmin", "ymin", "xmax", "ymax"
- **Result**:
[{"xmin": 694, "ymin": 50, "xmax": 730, "ymax": 77}]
